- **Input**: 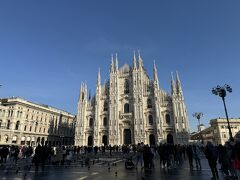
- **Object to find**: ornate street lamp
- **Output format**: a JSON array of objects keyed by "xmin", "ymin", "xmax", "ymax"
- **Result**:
[
  {"xmin": 212, "ymin": 84, "xmax": 233, "ymax": 141},
  {"xmin": 193, "ymin": 112, "xmax": 203, "ymax": 143}
]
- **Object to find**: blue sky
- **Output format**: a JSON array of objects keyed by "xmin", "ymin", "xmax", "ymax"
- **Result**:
[{"xmin": 0, "ymin": 0, "xmax": 239, "ymax": 132}]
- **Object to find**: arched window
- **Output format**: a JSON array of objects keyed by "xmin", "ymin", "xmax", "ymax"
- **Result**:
[
  {"xmin": 7, "ymin": 120, "xmax": 10, "ymax": 129},
  {"xmin": 148, "ymin": 115, "xmax": 153, "ymax": 125},
  {"xmin": 147, "ymin": 99, "xmax": 152, "ymax": 108},
  {"xmin": 124, "ymin": 79, "xmax": 129, "ymax": 94},
  {"xmin": 15, "ymin": 121, "xmax": 20, "ymax": 130},
  {"xmin": 103, "ymin": 117, "xmax": 107, "ymax": 126},
  {"xmin": 89, "ymin": 118, "xmax": 93, "ymax": 127},
  {"xmin": 165, "ymin": 114, "xmax": 171, "ymax": 124},
  {"xmin": 103, "ymin": 101, "xmax": 108, "ymax": 111},
  {"xmin": 124, "ymin": 103, "xmax": 130, "ymax": 113}
]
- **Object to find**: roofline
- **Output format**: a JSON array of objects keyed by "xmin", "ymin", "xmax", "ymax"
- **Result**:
[{"xmin": 0, "ymin": 97, "xmax": 76, "ymax": 117}]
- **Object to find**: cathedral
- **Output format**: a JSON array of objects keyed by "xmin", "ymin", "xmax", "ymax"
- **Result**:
[{"xmin": 75, "ymin": 52, "xmax": 190, "ymax": 146}]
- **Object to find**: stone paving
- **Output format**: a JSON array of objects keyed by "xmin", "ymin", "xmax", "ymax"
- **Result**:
[{"xmin": 0, "ymin": 155, "xmax": 226, "ymax": 180}]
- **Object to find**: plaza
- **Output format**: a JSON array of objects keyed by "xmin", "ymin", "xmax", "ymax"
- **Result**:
[{"xmin": 0, "ymin": 151, "xmax": 226, "ymax": 180}]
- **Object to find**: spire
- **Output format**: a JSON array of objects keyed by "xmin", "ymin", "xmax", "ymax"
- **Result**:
[
  {"xmin": 176, "ymin": 71, "xmax": 183, "ymax": 94},
  {"xmin": 78, "ymin": 83, "xmax": 83, "ymax": 101},
  {"xmin": 110, "ymin": 54, "xmax": 114, "ymax": 73},
  {"xmin": 153, "ymin": 60, "xmax": 159, "ymax": 88},
  {"xmin": 115, "ymin": 53, "xmax": 118, "ymax": 71},
  {"xmin": 138, "ymin": 49, "xmax": 143, "ymax": 69},
  {"xmin": 133, "ymin": 50, "xmax": 137, "ymax": 70},
  {"xmin": 171, "ymin": 72, "xmax": 176, "ymax": 94},
  {"xmin": 97, "ymin": 68, "xmax": 101, "ymax": 86},
  {"xmin": 88, "ymin": 89, "xmax": 91, "ymax": 100}
]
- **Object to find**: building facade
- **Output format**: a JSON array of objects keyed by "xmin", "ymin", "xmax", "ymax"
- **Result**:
[
  {"xmin": 75, "ymin": 53, "xmax": 190, "ymax": 146},
  {"xmin": 0, "ymin": 97, "xmax": 75, "ymax": 146},
  {"xmin": 191, "ymin": 118, "xmax": 240, "ymax": 145}
]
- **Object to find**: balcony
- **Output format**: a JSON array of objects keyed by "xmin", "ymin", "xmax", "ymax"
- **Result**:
[{"xmin": 119, "ymin": 112, "xmax": 132, "ymax": 120}]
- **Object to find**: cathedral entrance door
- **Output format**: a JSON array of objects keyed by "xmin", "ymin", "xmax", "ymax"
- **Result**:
[
  {"xmin": 102, "ymin": 135, "xmax": 108, "ymax": 146},
  {"xmin": 123, "ymin": 129, "xmax": 131, "ymax": 145},
  {"xmin": 88, "ymin": 136, "xmax": 93, "ymax": 146},
  {"xmin": 149, "ymin": 134, "xmax": 155, "ymax": 146},
  {"xmin": 167, "ymin": 134, "xmax": 174, "ymax": 144}
]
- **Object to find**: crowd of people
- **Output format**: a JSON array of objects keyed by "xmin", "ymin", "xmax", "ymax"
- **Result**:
[
  {"xmin": 0, "ymin": 140, "xmax": 239, "ymax": 179},
  {"xmin": 204, "ymin": 140, "xmax": 240, "ymax": 180}
]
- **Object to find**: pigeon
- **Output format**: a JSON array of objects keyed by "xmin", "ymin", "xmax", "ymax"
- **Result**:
[
  {"xmin": 108, "ymin": 167, "xmax": 110, "ymax": 172},
  {"xmin": 88, "ymin": 166, "xmax": 90, "ymax": 170},
  {"xmin": 115, "ymin": 171, "xmax": 117, "ymax": 176}
]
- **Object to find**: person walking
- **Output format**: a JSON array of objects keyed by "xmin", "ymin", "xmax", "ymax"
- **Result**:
[
  {"xmin": 1, "ymin": 146, "xmax": 9, "ymax": 163},
  {"xmin": 205, "ymin": 141, "xmax": 219, "ymax": 180},
  {"xmin": 33, "ymin": 144, "xmax": 41, "ymax": 172},
  {"xmin": 233, "ymin": 141, "xmax": 240, "ymax": 179},
  {"xmin": 135, "ymin": 143, "xmax": 144, "ymax": 169},
  {"xmin": 192, "ymin": 144, "xmax": 202, "ymax": 170},
  {"xmin": 186, "ymin": 145, "xmax": 193, "ymax": 170}
]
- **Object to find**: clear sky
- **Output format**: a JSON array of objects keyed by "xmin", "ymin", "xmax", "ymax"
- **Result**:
[{"xmin": 0, "ymin": 0, "xmax": 239, "ymax": 132}]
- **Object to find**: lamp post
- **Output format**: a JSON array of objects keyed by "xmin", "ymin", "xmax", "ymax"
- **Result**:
[
  {"xmin": 193, "ymin": 112, "xmax": 203, "ymax": 143},
  {"xmin": 212, "ymin": 84, "xmax": 233, "ymax": 141}
]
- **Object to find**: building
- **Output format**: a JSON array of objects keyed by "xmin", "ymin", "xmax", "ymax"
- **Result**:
[
  {"xmin": 198, "ymin": 124, "xmax": 206, "ymax": 132},
  {"xmin": 0, "ymin": 97, "xmax": 76, "ymax": 146},
  {"xmin": 191, "ymin": 118, "xmax": 240, "ymax": 145},
  {"xmin": 75, "ymin": 52, "xmax": 190, "ymax": 146}
]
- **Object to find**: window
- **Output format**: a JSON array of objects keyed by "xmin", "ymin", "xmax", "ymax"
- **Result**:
[
  {"xmin": 165, "ymin": 114, "xmax": 171, "ymax": 124},
  {"xmin": 103, "ymin": 117, "xmax": 107, "ymax": 126},
  {"xmin": 148, "ymin": 115, "xmax": 153, "ymax": 125},
  {"xmin": 124, "ymin": 103, "xmax": 130, "ymax": 113},
  {"xmin": 24, "ymin": 126, "xmax": 27, "ymax": 131},
  {"xmin": 15, "ymin": 121, "xmax": 20, "ymax": 130},
  {"xmin": 0, "ymin": 120, "xmax": 2, "ymax": 128},
  {"xmin": 7, "ymin": 120, "xmax": 10, "ymax": 129},
  {"xmin": 124, "ymin": 79, "xmax": 129, "ymax": 94},
  {"xmin": 89, "ymin": 118, "xmax": 93, "ymax": 127},
  {"xmin": 103, "ymin": 101, "xmax": 108, "ymax": 111},
  {"xmin": 29, "ymin": 126, "xmax": 32, "ymax": 132},
  {"xmin": 147, "ymin": 99, "xmax": 152, "ymax": 108}
]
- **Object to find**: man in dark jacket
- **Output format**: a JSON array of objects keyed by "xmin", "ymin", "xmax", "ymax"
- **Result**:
[
  {"xmin": 205, "ymin": 141, "xmax": 219, "ymax": 180},
  {"xmin": 1, "ymin": 146, "xmax": 9, "ymax": 163}
]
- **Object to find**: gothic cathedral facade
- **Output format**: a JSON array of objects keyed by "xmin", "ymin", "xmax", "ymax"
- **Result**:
[{"xmin": 75, "ymin": 53, "xmax": 189, "ymax": 146}]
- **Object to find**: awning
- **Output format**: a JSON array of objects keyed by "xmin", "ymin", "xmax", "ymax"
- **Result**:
[
  {"xmin": 26, "ymin": 137, "xmax": 31, "ymax": 141},
  {"xmin": 21, "ymin": 137, "xmax": 26, "ymax": 141},
  {"xmin": 12, "ymin": 136, "xmax": 17, "ymax": 141}
]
